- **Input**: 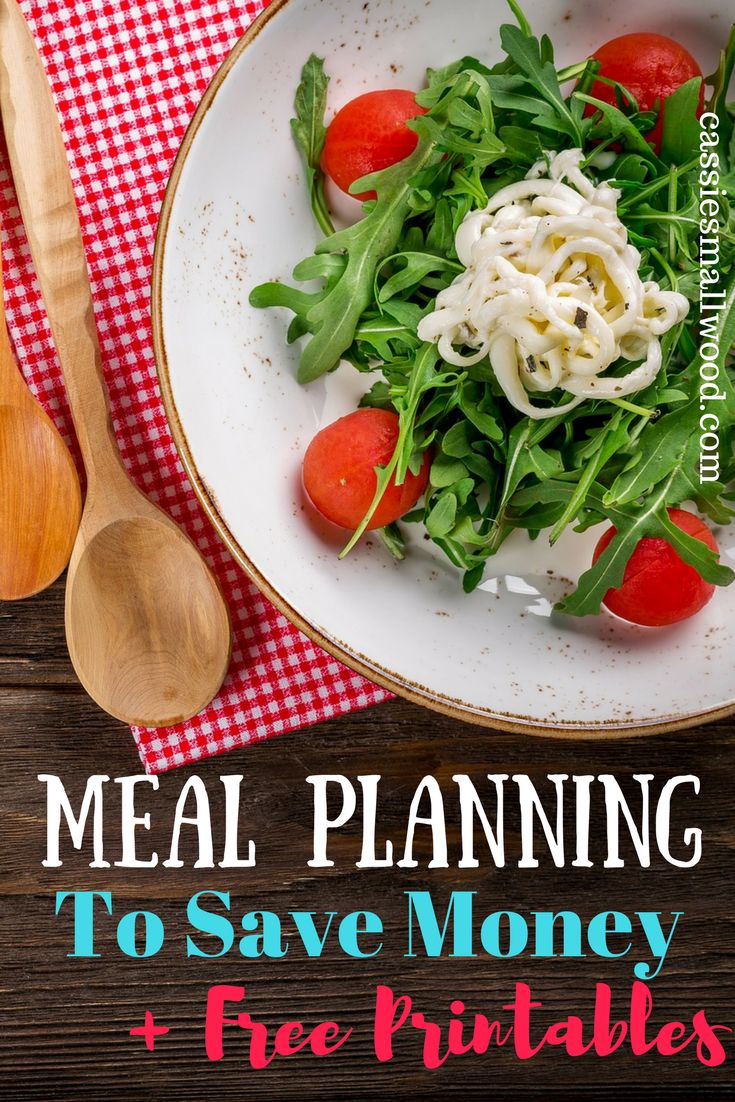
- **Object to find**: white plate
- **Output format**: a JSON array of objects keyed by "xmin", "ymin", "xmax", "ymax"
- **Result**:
[{"xmin": 153, "ymin": 0, "xmax": 735, "ymax": 735}]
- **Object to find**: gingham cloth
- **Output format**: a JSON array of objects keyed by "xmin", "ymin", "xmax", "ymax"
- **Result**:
[{"xmin": 1, "ymin": 0, "xmax": 390, "ymax": 772}]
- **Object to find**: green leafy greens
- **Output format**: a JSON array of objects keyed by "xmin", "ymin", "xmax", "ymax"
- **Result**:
[{"xmin": 250, "ymin": 7, "xmax": 735, "ymax": 615}]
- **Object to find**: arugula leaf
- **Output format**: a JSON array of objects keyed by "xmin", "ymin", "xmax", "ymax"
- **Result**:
[
  {"xmin": 658, "ymin": 511, "xmax": 734, "ymax": 585},
  {"xmin": 377, "ymin": 523, "xmax": 406, "ymax": 560},
  {"xmin": 660, "ymin": 78, "xmax": 704, "ymax": 165},
  {"xmin": 377, "ymin": 252, "xmax": 462, "ymax": 302},
  {"xmin": 500, "ymin": 23, "xmax": 583, "ymax": 144},
  {"xmin": 604, "ymin": 403, "xmax": 698, "ymax": 507},
  {"xmin": 426, "ymin": 493, "xmax": 458, "ymax": 537},
  {"xmin": 339, "ymin": 342, "xmax": 446, "ymax": 555},
  {"xmin": 504, "ymin": 0, "xmax": 533, "ymax": 37},
  {"xmin": 411, "ymin": 111, "xmax": 506, "ymax": 169},
  {"xmin": 430, "ymin": 455, "xmax": 469, "ymax": 488},
  {"xmin": 251, "ymin": 136, "xmax": 443, "ymax": 383},
  {"xmin": 573, "ymin": 91, "xmax": 660, "ymax": 161},
  {"xmin": 557, "ymin": 474, "xmax": 735, "ymax": 617},
  {"xmin": 290, "ymin": 55, "xmax": 334, "ymax": 237},
  {"xmin": 483, "ymin": 420, "xmax": 563, "ymax": 551},
  {"xmin": 666, "ymin": 432, "xmax": 735, "ymax": 523},
  {"xmin": 301, "ymin": 142, "xmax": 443, "ymax": 383},
  {"xmin": 705, "ymin": 23, "xmax": 735, "ymax": 160},
  {"xmin": 549, "ymin": 412, "xmax": 634, "ymax": 543}
]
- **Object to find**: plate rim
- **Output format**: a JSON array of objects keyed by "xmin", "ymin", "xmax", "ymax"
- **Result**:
[{"xmin": 150, "ymin": 0, "xmax": 735, "ymax": 739}]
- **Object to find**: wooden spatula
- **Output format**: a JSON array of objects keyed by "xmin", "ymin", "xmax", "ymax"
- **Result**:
[
  {"xmin": 0, "ymin": 223, "xmax": 81, "ymax": 600},
  {"xmin": 0, "ymin": 0, "xmax": 232, "ymax": 725}
]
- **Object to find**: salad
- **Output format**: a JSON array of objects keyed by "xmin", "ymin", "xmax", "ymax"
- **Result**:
[{"xmin": 250, "ymin": 1, "xmax": 735, "ymax": 628}]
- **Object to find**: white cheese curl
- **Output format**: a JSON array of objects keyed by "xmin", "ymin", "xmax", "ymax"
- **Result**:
[{"xmin": 417, "ymin": 149, "xmax": 690, "ymax": 419}]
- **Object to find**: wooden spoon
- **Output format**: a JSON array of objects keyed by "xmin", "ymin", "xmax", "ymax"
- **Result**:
[
  {"xmin": 0, "ymin": 233, "xmax": 81, "ymax": 600},
  {"xmin": 0, "ymin": 0, "xmax": 232, "ymax": 725}
]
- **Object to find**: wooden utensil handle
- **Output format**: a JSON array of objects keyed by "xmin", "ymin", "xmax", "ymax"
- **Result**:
[
  {"xmin": 0, "ymin": 220, "xmax": 25, "ymax": 404},
  {"xmin": 0, "ymin": 0, "xmax": 123, "ymax": 483}
]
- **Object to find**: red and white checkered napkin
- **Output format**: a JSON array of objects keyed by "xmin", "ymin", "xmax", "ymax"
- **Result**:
[{"xmin": 2, "ymin": 0, "xmax": 390, "ymax": 772}]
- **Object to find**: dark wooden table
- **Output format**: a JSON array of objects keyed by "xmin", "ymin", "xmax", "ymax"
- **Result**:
[{"xmin": 1, "ymin": 577, "xmax": 733, "ymax": 1101}]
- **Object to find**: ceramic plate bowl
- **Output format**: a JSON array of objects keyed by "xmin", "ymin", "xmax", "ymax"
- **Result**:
[{"xmin": 153, "ymin": 0, "xmax": 735, "ymax": 736}]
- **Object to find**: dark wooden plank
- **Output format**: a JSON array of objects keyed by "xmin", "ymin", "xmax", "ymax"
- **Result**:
[
  {"xmin": 1, "ymin": 674, "xmax": 735, "ymax": 1097},
  {"xmin": 1, "ymin": 586, "xmax": 734, "ymax": 1100},
  {"xmin": 0, "ymin": 576, "xmax": 76, "ymax": 686}
]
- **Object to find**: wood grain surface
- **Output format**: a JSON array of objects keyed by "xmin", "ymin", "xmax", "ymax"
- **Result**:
[
  {"xmin": 1, "ymin": 576, "xmax": 733, "ymax": 1101},
  {"xmin": 0, "ymin": 0, "xmax": 232, "ymax": 727},
  {"xmin": 0, "ymin": 239, "xmax": 80, "ymax": 601}
]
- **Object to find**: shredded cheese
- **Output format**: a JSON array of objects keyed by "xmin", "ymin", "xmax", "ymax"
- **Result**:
[{"xmin": 417, "ymin": 149, "xmax": 690, "ymax": 419}]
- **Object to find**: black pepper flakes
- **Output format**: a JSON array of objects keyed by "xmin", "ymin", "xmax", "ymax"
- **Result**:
[{"xmin": 574, "ymin": 306, "xmax": 588, "ymax": 329}]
